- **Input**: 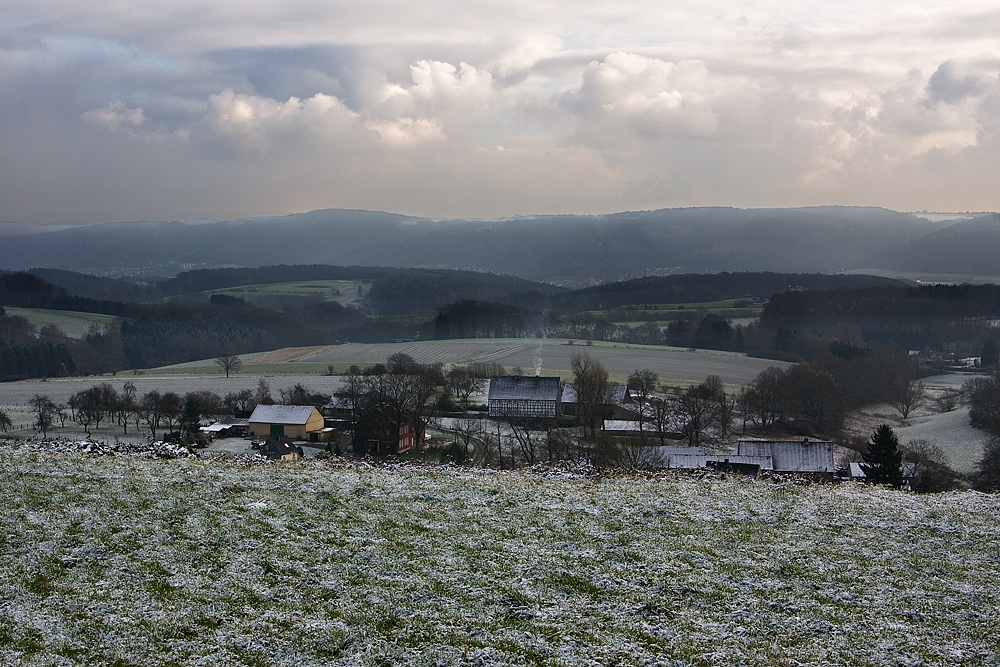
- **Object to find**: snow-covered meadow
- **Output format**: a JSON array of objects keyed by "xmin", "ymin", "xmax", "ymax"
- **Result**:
[{"xmin": 2, "ymin": 444, "xmax": 998, "ymax": 666}]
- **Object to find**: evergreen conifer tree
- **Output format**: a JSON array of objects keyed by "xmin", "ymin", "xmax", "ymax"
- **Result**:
[{"xmin": 862, "ymin": 424, "xmax": 904, "ymax": 487}]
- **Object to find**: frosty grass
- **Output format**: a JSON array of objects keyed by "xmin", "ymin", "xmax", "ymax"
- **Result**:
[{"xmin": 2, "ymin": 441, "xmax": 998, "ymax": 666}]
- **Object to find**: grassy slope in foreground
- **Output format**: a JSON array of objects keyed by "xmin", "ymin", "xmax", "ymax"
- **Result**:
[{"xmin": 2, "ymin": 448, "xmax": 998, "ymax": 666}]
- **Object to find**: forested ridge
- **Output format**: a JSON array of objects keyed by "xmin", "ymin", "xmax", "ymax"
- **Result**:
[
  {"xmin": 5, "ymin": 267, "xmax": 1000, "ymax": 382},
  {"xmin": 551, "ymin": 272, "xmax": 904, "ymax": 310}
]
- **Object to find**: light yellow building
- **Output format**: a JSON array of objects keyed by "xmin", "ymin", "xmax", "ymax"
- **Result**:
[{"xmin": 248, "ymin": 405, "xmax": 325, "ymax": 440}]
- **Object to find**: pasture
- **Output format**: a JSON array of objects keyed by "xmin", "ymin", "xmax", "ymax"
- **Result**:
[
  {"xmin": 0, "ymin": 339, "xmax": 786, "ymax": 409},
  {"xmin": 850, "ymin": 373, "xmax": 989, "ymax": 474},
  {"xmin": 587, "ymin": 298, "xmax": 763, "ymax": 326},
  {"xmin": 131, "ymin": 339, "xmax": 789, "ymax": 386},
  {"xmin": 4, "ymin": 307, "xmax": 120, "ymax": 339},
  {"xmin": 179, "ymin": 279, "xmax": 368, "ymax": 307},
  {"xmin": 1, "ymin": 449, "xmax": 997, "ymax": 666},
  {"xmin": 294, "ymin": 339, "xmax": 790, "ymax": 386}
]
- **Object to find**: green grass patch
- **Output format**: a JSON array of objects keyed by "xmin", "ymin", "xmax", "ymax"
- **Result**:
[
  {"xmin": 5, "ymin": 307, "xmax": 120, "ymax": 339},
  {"xmin": 178, "ymin": 279, "xmax": 369, "ymax": 307},
  {"xmin": 5, "ymin": 448, "xmax": 995, "ymax": 665}
]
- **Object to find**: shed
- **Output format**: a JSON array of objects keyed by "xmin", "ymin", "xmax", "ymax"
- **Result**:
[{"xmin": 199, "ymin": 418, "xmax": 249, "ymax": 440}]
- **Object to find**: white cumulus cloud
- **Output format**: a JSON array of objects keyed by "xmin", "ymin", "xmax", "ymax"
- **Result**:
[{"xmin": 82, "ymin": 101, "xmax": 147, "ymax": 134}]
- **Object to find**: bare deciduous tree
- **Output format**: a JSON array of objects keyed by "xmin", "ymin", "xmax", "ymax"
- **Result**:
[
  {"xmin": 891, "ymin": 381, "xmax": 925, "ymax": 420},
  {"xmin": 447, "ymin": 368, "xmax": 486, "ymax": 409},
  {"xmin": 571, "ymin": 353, "xmax": 611, "ymax": 437},
  {"xmin": 215, "ymin": 352, "xmax": 243, "ymax": 378},
  {"xmin": 30, "ymin": 394, "xmax": 57, "ymax": 438},
  {"xmin": 628, "ymin": 368, "xmax": 658, "ymax": 434}
]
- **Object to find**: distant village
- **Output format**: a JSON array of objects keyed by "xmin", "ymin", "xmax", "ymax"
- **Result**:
[{"xmin": 197, "ymin": 369, "xmax": 894, "ymax": 485}]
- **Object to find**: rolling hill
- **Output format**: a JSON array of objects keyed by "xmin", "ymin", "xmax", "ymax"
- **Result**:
[{"xmin": 2, "ymin": 207, "xmax": 991, "ymax": 285}]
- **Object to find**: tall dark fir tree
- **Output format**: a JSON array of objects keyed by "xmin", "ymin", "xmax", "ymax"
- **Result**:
[{"xmin": 862, "ymin": 424, "xmax": 904, "ymax": 487}]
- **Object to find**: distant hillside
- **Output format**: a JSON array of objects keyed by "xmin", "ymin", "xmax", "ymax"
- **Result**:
[
  {"xmin": 551, "ymin": 272, "xmax": 906, "ymax": 310},
  {"xmin": 26, "ymin": 268, "xmax": 153, "ymax": 301},
  {"xmin": 874, "ymin": 213, "xmax": 1000, "ymax": 276},
  {"xmin": 0, "ymin": 207, "xmax": 968, "ymax": 283}
]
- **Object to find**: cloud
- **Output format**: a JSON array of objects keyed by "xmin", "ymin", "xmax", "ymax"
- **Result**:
[
  {"xmin": 82, "ymin": 101, "xmax": 148, "ymax": 134},
  {"xmin": 925, "ymin": 60, "xmax": 987, "ymax": 105},
  {"xmin": 192, "ymin": 89, "xmax": 364, "ymax": 154},
  {"xmin": 366, "ymin": 117, "xmax": 445, "ymax": 147},
  {"xmin": 3, "ymin": 1, "xmax": 1000, "ymax": 222}
]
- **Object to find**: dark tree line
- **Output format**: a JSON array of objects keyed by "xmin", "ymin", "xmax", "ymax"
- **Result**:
[
  {"xmin": 336, "ymin": 354, "xmax": 446, "ymax": 455},
  {"xmin": 433, "ymin": 300, "xmax": 542, "ymax": 339},
  {"xmin": 0, "ymin": 340, "xmax": 75, "ymax": 381},
  {"xmin": 761, "ymin": 284, "xmax": 1000, "ymax": 353},
  {"xmin": 550, "ymin": 272, "xmax": 901, "ymax": 311}
]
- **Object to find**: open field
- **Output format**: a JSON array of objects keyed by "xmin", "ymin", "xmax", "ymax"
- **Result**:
[
  {"xmin": 4, "ymin": 307, "xmax": 120, "ymax": 339},
  {"xmin": 847, "ymin": 374, "xmax": 987, "ymax": 474},
  {"xmin": 294, "ymin": 339, "xmax": 790, "ymax": 386},
  {"xmin": 588, "ymin": 299, "xmax": 763, "ymax": 325},
  {"xmin": 843, "ymin": 268, "xmax": 1000, "ymax": 285},
  {"xmin": 1, "ymin": 337, "xmax": 781, "ymax": 418},
  {"xmin": 1, "ymin": 448, "xmax": 998, "ymax": 666},
  {"xmin": 180, "ymin": 279, "xmax": 368, "ymax": 307},
  {"xmin": 136, "ymin": 340, "xmax": 789, "ymax": 386}
]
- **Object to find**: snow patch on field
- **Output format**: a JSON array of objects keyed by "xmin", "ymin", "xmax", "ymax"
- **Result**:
[{"xmin": 1, "ymin": 447, "xmax": 998, "ymax": 665}]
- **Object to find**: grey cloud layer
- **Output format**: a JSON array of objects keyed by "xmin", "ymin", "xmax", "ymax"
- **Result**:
[{"xmin": 2, "ymin": 0, "xmax": 998, "ymax": 223}]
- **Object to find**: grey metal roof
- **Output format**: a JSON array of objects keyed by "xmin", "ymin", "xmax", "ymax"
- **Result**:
[
  {"xmin": 735, "ymin": 440, "xmax": 835, "ymax": 473},
  {"xmin": 249, "ymin": 405, "xmax": 318, "ymax": 425},
  {"xmin": 637, "ymin": 446, "xmax": 706, "ymax": 468},
  {"xmin": 488, "ymin": 376, "xmax": 560, "ymax": 402}
]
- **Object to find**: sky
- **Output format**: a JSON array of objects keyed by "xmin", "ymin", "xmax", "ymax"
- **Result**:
[{"xmin": 2, "ymin": 1, "xmax": 999, "ymax": 224}]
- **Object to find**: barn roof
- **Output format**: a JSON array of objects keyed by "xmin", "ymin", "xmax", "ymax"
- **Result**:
[
  {"xmin": 488, "ymin": 376, "xmax": 560, "ymax": 402},
  {"xmin": 249, "ymin": 405, "xmax": 318, "ymax": 425},
  {"xmin": 735, "ymin": 439, "xmax": 835, "ymax": 473}
]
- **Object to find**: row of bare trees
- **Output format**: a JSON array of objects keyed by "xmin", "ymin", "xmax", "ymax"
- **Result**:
[{"xmin": 22, "ymin": 377, "xmax": 315, "ymax": 442}]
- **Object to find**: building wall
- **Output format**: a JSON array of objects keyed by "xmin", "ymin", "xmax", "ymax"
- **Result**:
[{"xmin": 488, "ymin": 399, "xmax": 558, "ymax": 419}]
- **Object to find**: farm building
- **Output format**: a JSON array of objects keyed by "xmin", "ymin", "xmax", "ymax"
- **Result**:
[
  {"xmin": 488, "ymin": 376, "xmax": 561, "ymax": 420},
  {"xmin": 352, "ymin": 410, "xmax": 417, "ymax": 456},
  {"xmin": 640, "ymin": 440, "xmax": 834, "ymax": 477},
  {"xmin": 248, "ymin": 405, "xmax": 329, "ymax": 441},
  {"xmin": 734, "ymin": 439, "xmax": 836, "ymax": 474}
]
